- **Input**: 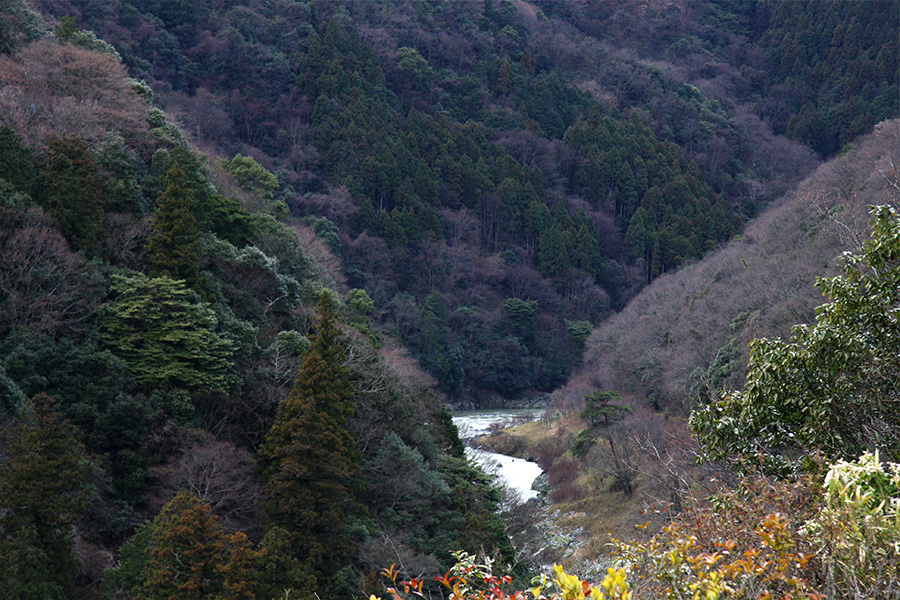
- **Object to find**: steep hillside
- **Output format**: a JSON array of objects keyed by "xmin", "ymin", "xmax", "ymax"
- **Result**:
[
  {"xmin": 32, "ymin": 0, "xmax": 894, "ymax": 403},
  {"xmin": 0, "ymin": 22, "xmax": 515, "ymax": 598},
  {"xmin": 558, "ymin": 119, "xmax": 900, "ymax": 413},
  {"xmin": 472, "ymin": 120, "xmax": 900, "ymax": 575}
]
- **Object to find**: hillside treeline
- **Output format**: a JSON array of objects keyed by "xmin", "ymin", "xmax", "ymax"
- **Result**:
[{"xmin": 30, "ymin": 0, "xmax": 897, "ymax": 402}]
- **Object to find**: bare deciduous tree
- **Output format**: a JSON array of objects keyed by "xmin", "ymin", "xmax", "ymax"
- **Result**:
[{"xmin": 149, "ymin": 432, "xmax": 263, "ymax": 534}]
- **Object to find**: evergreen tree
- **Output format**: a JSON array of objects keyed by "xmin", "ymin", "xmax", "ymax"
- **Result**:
[
  {"xmin": 537, "ymin": 225, "xmax": 572, "ymax": 276},
  {"xmin": 98, "ymin": 274, "xmax": 236, "ymax": 395},
  {"xmin": 0, "ymin": 393, "xmax": 91, "ymax": 599},
  {"xmin": 692, "ymin": 205, "xmax": 900, "ymax": 475},
  {"xmin": 146, "ymin": 162, "xmax": 202, "ymax": 289},
  {"xmin": 101, "ymin": 520, "xmax": 156, "ymax": 599},
  {"xmin": 0, "ymin": 126, "xmax": 37, "ymax": 197},
  {"xmin": 104, "ymin": 496, "xmax": 262, "ymax": 600},
  {"xmin": 253, "ymin": 527, "xmax": 313, "ymax": 600},
  {"xmin": 38, "ymin": 137, "xmax": 106, "ymax": 254},
  {"xmin": 258, "ymin": 292, "xmax": 364, "ymax": 594},
  {"xmin": 140, "ymin": 492, "xmax": 228, "ymax": 600}
]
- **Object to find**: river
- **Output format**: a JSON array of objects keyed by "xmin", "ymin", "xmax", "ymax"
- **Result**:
[{"xmin": 452, "ymin": 409, "xmax": 544, "ymax": 503}]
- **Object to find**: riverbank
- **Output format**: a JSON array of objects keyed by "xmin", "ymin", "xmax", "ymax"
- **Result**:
[{"xmin": 472, "ymin": 410, "xmax": 657, "ymax": 575}]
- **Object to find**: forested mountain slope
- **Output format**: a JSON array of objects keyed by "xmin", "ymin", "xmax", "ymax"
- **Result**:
[
  {"xmin": 25, "ymin": 0, "xmax": 897, "ymax": 403},
  {"xmin": 558, "ymin": 118, "xmax": 900, "ymax": 414},
  {"xmin": 0, "ymin": 13, "xmax": 515, "ymax": 598},
  {"xmin": 1, "ymin": 0, "xmax": 898, "ymax": 596}
]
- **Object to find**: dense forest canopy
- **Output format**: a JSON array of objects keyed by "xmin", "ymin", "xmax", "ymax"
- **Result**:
[
  {"xmin": 27, "ymin": 0, "xmax": 893, "ymax": 402},
  {"xmin": 0, "ymin": 0, "xmax": 898, "ymax": 597}
]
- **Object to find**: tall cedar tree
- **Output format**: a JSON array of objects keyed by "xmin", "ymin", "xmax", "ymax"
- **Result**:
[
  {"xmin": 0, "ymin": 393, "xmax": 90, "ymax": 599},
  {"xmin": 103, "ymin": 494, "xmax": 261, "ymax": 600},
  {"xmin": 258, "ymin": 292, "xmax": 363, "ymax": 592},
  {"xmin": 139, "ymin": 491, "xmax": 262, "ymax": 600},
  {"xmin": 146, "ymin": 162, "xmax": 202, "ymax": 289},
  {"xmin": 141, "ymin": 492, "xmax": 226, "ymax": 600}
]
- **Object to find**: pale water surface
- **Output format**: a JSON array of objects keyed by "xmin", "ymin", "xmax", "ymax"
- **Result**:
[{"xmin": 452, "ymin": 409, "xmax": 543, "ymax": 503}]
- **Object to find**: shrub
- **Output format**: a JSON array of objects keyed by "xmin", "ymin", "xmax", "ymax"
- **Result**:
[
  {"xmin": 376, "ymin": 552, "xmax": 632, "ymax": 600},
  {"xmin": 803, "ymin": 452, "xmax": 900, "ymax": 598}
]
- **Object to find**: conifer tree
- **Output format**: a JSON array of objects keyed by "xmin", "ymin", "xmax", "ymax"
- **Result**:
[
  {"xmin": 146, "ymin": 162, "xmax": 202, "ymax": 289},
  {"xmin": 104, "ymin": 494, "xmax": 262, "ymax": 600},
  {"xmin": 140, "ymin": 491, "xmax": 228, "ymax": 600},
  {"xmin": 253, "ymin": 526, "xmax": 315, "ymax": 598},
  {"xmin": 0, "ymin": 125, "xmax": 37, "ymax": 196},
  {"xmin": 98, "ymin": 274, "xmax": 236, "ymax": 394},
  {"xmin": 0, "ymin": 393, "xmax": 91, "ymax": 598},
  {"xmin": 39, "ymin": 137, "xmax": 106, "ymax": 254},
  {"xmin": 258, "ymin": 291, "xmax": 363, "ymax": 593}
]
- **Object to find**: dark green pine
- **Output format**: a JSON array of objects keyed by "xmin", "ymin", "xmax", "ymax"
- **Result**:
[
  {"xmin": 146, "ymin": 162, "xmax": 202, "ymax": 289},
  {"xmin": 258, "ymin": 292, "xmax": 364, "ymax": 596}
]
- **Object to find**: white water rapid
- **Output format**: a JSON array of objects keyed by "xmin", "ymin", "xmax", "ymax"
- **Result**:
[{"xmin": 452, "ymin": 409, "xmax": 544, "ymax": 503}]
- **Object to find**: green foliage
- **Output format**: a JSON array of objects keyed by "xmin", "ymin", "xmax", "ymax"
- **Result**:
[
  {"xmin": 225, "ymin": 154, "xmax": 279, "ymax": 203},
  {"xmin": 759, "ymin": 0, "xmax": 899, "ymax": 156},
  {"xmin": 0, "ymin": 393, "xmax": 91, "ymax": 599},
  {"xmin": 250, "ymin": 213, "xmax": 312, "ymax": 280},
  {"xmin": 92, "ymin": 131, "xmax": 147, "ymax": 213},
  {"xmin": 38, "ymin": 137, "xmax": 107, "ymax": 254},
  {"xmin": 0, "ymin": 126, "xmax": 38, "ymax": 197},
  {"xmin": 347, "ymin": 288, "xmax": 375, "ymax": 321},
  {"xmin": 0, "ymin": 364, "xmax": 27, "ymax": 414},
  {"xmin": 54, "ymin": 15, "xmax": 121, "ymax": 60},
  {"xmin": 0, "ymin": 0, "xmax": 44, "ymax": 55},
  {"xmin": 309, "ymin": 215, "xmax": 342, "ymax": 255},
  {"xmin": 572, "ymin": 391, "xmax": 631, "ymax": 457},
  {"xmin": 347, "ymin": 288, "xmax": 378, "ymax": 341},
  {"xmin": 565, "ymin": 112, "xmax": 739, "ymax": 280},
  {"xmin": 432, "ymin": 456, "xmax": 519, "ymax": 570},
  {"xmin": 363, "ymin": 432, "xmax": 453, "ymax": 550},
  {"xmin": 140, "ymin": 491, "xmax": 230, "ymax": 600},
  {"xmin": 0, "ymin": 338, "xmax": 156, "ymax": 502},
  {"xmin": 537, "ymin": 212, "xmax": 603, "ymax": 280},
  {"xmin": 581, "ymin": 391, "xmax": 630, "ymax": 427},
  {"xmin": 691, "ymin": 205, "xmax": 900, "ymax": 475},
  {"xmin": 98, "ymin": 273, "xmax": 238, "ymax": 395},
  {"xmin": 804, "ymin": 452, "xmax": 900, "ymax": 595},
  {"xmin": 202, "ymin": 195, "xmax": 256, "ymax": 248},
  {"xmin": 1, "ymin": 338, "xmax": 133, "ymax": 432},
  {"xmin": 105, "ymin": 492, "xmax": 265, "ymax": 600},
  {"xmin": 502, "ymin": 298, "xmax": 538, "ymax": 329},
  {"xmin": 274, "ymin": 330, "xmax": 310, "ymax": 355},
  {"xmin": 258, "ymin": 292, "xmax": 364, "ymax": 593},
  {"xmin": 201, "ymin": 235, "xmax": 303, "ymax": 324},
  {"xmin": 146, "ymin": 161, "xmax": 202, "ymax": 288},
  {"xmin": 397, "ymin": 46, "xmax": 433, "ymax": 85},
  {"xmin": 564, "ymin": 319, "xmax": 592, "ymax": 347},
  {"xmin": 254, "ymin": 526, "xmax": 314, "ymax": 600},
  {"xmin": 475, "ymin": 336, "xmax": 532, "ymax": 397},
  {"xmin": 102, "ymin": 519, "xmax": 156, "ymax": 598},
  {"xmin": 159, "ymin": 148, "xmax": 255, "ymax": 248},
  {"xmin": 0, "ymin": 178, "xmax": 30, "ymax": 210}
]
